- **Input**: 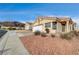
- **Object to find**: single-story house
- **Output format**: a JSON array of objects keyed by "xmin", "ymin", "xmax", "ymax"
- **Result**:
[{"xmin": 33, "ymin": 16, "xmax": 76, "ymax": 33}]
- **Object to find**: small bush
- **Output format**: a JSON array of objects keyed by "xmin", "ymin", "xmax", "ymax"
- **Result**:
[
  {"xmin": 2, "ymin": 28, "xmax": 6, "ymax": 30},
  {"xmin": 41, "ymin": 32, "xmax": 47, "ymax": 37},
  {"xmin": 60, "ymin": 33, "xmax": 72, "ymax": 40},
  {"xmin": 34, "ymin": 31, "xmax": 41, "ymax": 35},
  {"xmin": 45, "ymin": 28, "xmax": 49, "ymax": 33},
  {"xmin": 51, "ymin": 34, "xmax": 55, "ymax": 37}
]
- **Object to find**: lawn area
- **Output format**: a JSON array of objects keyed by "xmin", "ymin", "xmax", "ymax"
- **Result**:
[{"xmin": 20, "ymin": 33, "xmax": 79, "ymax": 55}]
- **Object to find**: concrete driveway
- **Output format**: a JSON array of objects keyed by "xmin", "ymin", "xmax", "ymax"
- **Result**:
[{"xmin": 0, "ymin": 31, "xmax": 29, "ymax": 55}]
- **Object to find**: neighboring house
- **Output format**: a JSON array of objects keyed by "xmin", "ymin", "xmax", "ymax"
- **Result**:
[
  {"xmin": 25, "ymin": 22, "xmax": 32, "ymax": 31},
  {"xmin": 0, "ymin": 25, "xmax": 25, "ymax": 30},
  {"xmin": 33, "ymin": 16, "xmax": 76, "ymax": 33}
]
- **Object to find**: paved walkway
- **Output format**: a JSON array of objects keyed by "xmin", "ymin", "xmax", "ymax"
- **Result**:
[
  {"xmin": 0, "ymin": 31, "xmax": 29, "ymax": 55},
  {"xmin": 16, "ymin": 31, "xmax": 33, "ymax": 37}
]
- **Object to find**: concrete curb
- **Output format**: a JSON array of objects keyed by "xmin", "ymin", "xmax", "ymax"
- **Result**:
[{"xmin": 0, "ymin": 31, "xmax": 9, "ymax": 55}]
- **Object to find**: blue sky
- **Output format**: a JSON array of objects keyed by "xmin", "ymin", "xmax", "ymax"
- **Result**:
[{"xmin": 0, "ymin": 3, "xmax": 79, "ymax": 24}]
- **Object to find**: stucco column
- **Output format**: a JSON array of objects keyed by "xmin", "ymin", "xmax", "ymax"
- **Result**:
[
  {"xmin": 59, "ymin": 23, "xmax": 62, "ymax": 32},
  {"xmin": 57, "ymin": 22, "xmax": 62, "ymax": 33},
  {"xmin": 43, "ymin": 23, "xmax": 45, "ymax": 32},
  {"xmin": 66, "ymin": 21, "xmax": 69, "ymax": 32},
  {"xmin": 70, "ymin": 24, "xmax": 73, "ymax": 31},
  {"xmin": 51, "ymin": 22, "xmax": 53, "ymax": 29}
]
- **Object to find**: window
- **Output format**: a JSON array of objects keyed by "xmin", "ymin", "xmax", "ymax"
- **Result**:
[
  {"xmin": 45, "ymin": 22, "xmax": 51, "ymax": 28},
  {"xmin": 52, "ymin": 22, "xmax": 57, "ymax": 29}
]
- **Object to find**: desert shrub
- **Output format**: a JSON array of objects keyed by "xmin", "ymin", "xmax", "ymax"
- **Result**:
[
  {"xmin": 45, "ymin": 28, "xmax": 49, "ymax": 33},
  {"xmin": 51, "ymin": 34, "xmax": 55, "ymax": 37},
  {"xmin": 34, "ymin": 31, "xmax": 41, "ymax": 35},
  {"xmin": 8, "ymin": 27, "xmax": 12, "ymax": 30},
  {"xmin": 2, "ymin": 28, "xmax": 6, "ymax": 30},
  {"xmin": 8, "ymin": 27, "xmax": 16, "ymax": 30},
  {"xmin": 69, "ymin": 31, "xmax": 79, "ymax": 37},
  {"xmin": 41, "ymin": 32, "xmax": 47, "ymax": 37},
  {"xmin": 72, "ymin": 31, "xmax": 79, "ymax": 36},
  {"xmin": 11, "ymin": 28, "xmax": 16, "ymax": 30},
  {"xmin": 60, "ymin": 33, "xmax": 72, "ymax": 40},
  {"xmin": 68, "ymin": 31, "xmax": 75, "ymax": 37},
  {"xmin": 60, "ymin": 31, "xmax": 79, "ymax": 40}
]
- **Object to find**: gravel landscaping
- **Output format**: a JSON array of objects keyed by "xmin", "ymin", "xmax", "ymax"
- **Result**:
[{"xmin": 20, "ymin": 33, "xmax": 79, "ymax": 55}]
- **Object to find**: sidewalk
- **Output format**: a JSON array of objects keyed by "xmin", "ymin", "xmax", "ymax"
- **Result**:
[{"xmin": 0, "ymin": 31, "xmax": 29, "ymax": 55}]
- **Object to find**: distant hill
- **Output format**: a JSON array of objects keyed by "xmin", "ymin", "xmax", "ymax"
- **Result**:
[{"xmin": 0, "ymin": 21, "xmax": 25, "ymax": 27}]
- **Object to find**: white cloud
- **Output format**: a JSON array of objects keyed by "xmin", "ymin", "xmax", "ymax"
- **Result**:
[
  {"xmin": 0, "ymin": 11, "xmax": 30, "ymax": 15},
  {"xmin": 72, "ymin": 17, "xmax": 79, "ymax": 29},
  {"xmin": 72, "ymin": 17, "xmax": 79, "ymax": 24}
]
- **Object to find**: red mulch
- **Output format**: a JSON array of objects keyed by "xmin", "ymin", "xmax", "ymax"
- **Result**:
[{"xmin": 20, "ymin": 35, "xmax": 79, "ymax": 55}]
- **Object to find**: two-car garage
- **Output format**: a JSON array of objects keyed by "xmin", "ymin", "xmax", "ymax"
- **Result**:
[{"xmin": 33, "ymin": 25, "xmax": 43, "ymax": 32}]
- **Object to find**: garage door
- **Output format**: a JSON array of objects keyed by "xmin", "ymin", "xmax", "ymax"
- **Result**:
[{"xmin": 33, "ymin": 25, "xmax": 42, "ymax": 32}]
